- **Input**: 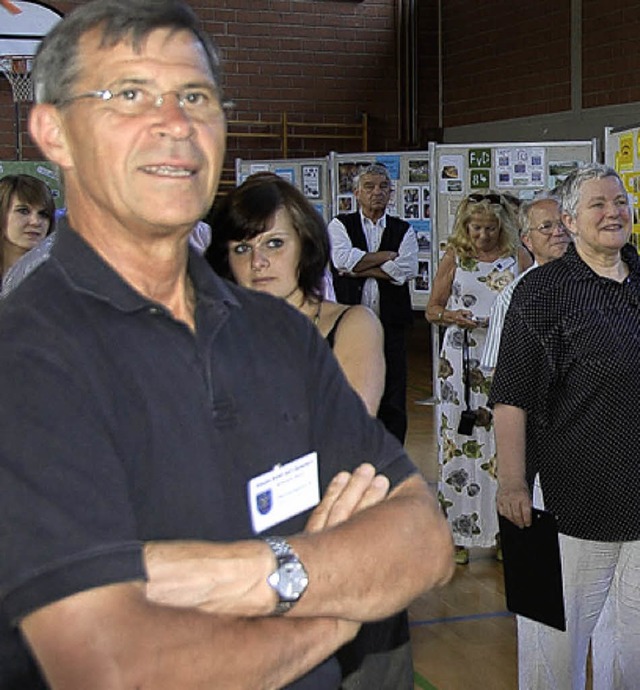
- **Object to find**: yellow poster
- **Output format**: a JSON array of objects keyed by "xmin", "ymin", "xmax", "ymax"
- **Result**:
[{"xmin": 617, "ymin": 133, "xmax": 634, "ymax": 170}]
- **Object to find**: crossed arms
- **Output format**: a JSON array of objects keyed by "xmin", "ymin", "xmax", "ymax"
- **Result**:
[
  {"xmin": 350, "ymin": 250, "xmax": 399, "ymax": 280},
  {"xmin": 21, "ymin": 466, "xmax": 453, "ymax": 690},
  {"xmin": 328, "ymin": 218, "xmax": 418, "ymax": 285}
]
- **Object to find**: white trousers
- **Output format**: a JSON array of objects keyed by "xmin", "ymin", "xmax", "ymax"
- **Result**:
[{"xmin": 517, "ymin": 535, "xmax": 640, "ymax": 690}]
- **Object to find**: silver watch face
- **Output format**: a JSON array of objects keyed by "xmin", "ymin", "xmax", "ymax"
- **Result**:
[
  {"xmin": 268, "ymin": 554, "xmax": 309, "ymax": 602},
  {"xmin": 277, "ymin": 559, "xmax": 309, "ymax": 601},
  {"xmin": 265, "ymin": 538, "xmax": 309, "ymax": 614}
]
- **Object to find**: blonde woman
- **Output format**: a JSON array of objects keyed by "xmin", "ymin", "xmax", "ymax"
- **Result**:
[{"xmin": 426, "ymin": 192, "xmax": 531, "ymax": 564}]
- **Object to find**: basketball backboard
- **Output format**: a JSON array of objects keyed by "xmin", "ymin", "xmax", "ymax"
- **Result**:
[{"xmin": 0, "ymin": 1, "xmax": 62, "ymax": 58}]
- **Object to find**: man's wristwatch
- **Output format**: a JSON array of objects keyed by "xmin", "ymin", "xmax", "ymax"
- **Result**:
[{"xmin": 264, "ymin": 536, "xmax": 309, "ymax": 615}]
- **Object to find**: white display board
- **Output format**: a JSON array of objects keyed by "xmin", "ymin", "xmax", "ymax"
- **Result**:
[
  {"xmin": 428, "ymin": 139, "xmax": 597, "ymax": 401},
  {"xmin": 431, "ymin": 140, "xmax": 597, "ymax": 258},
  {"xmin": 235, "ymin": 156, "xmax": 332, "ymax": 222},
  {"xmin": 604, "ymin": 124, "xmax": 640, "ymax": 251},
  {"xmin": 329, "ymin": 147, "xmax": 435, "ymax": 310}
]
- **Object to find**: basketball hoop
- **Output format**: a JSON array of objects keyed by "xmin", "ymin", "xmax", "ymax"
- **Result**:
[{"xmin": 0, "ymin": 55, "xmax": 34, "ymax": 102}]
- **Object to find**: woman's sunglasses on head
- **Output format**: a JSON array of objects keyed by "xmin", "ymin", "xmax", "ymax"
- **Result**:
[{"xmin": 468, "ymin": 193, "xmax": 503, "ymax": 205}]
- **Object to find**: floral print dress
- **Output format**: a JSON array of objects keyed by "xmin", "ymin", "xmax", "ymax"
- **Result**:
[{"xmin": 437, "ymin": 254, "xmax": 517, "ymax": 548}]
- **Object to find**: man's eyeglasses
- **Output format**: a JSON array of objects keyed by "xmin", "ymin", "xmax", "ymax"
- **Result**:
[
  {"xmin": 532, "ymin": 220, "xmax": 566, "ymax": 235},
  {"xmin": 468, "ymin": 193, "xmax": 503, "ymax": 205},
  {"xmin": 56, "ymin": 85, "xmax": 231, "ymax": 122}
]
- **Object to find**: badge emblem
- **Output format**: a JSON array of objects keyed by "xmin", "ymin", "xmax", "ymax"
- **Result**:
[{"xmin": 257, "ymin": 489, "xmax": 273, "ymax": 515}]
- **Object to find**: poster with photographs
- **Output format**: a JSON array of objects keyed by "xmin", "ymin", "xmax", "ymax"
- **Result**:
[
  {"xmin": 422, "ymin": 187, "xmax": 431, "ymax": 222},
  {"xmin": 414, "ymin": 259, "xmax": 431, "ymax": 292},
  {"xmin": 413, "ymin": 220, "xmax": 431, "ymax": 253},
  {"xmin": 408, "ymin": 159, "xmax": 429, "ymax": 184},
  {"xmin": 548, "ymin": 160, "xmax": 581, "ymax": 191},
  {"xmin": 274, "ymin": 167, "xmax": 295, "ymax": 184},
  {"xmin": 403, "ymin": 186, "xmax": 420, "ymax": 220},
  {"xmin": 338, "ymin": 195, "xmax": 354, "ymax": 213},
  {"xmin": 387, "ymin": 182, "xmax": 398, "ymax": 217},
  {"xmin": 338, "ymin": 161, "xmax": 371, "ymax": 194},
  {"xmin": 439, "ymin": 154, "xmax": 464, "ymax": 194},
  {"xmin": 302, "ymin": 165, "xmax": 321, "ymax": 199},
  {"xmin": 495, "ymin": 147, "xmax": 546, "ymax": 188}
]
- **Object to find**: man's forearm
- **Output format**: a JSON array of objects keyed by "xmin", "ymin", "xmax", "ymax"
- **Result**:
[
  {"xmin": 351, "ymin": 266, "xmax": 392, "ymax": 280},
  {"xmin": 146, "ymin": 475, "xmax": 453, "ymax": 622},
  {"xmin": 352, "ymin": 250, "xmax": 397, "ymax": 272},
  {"xmin": 145, "ymin": 539, "xmax": 277, "ymax": 616},
  {"xmin": 290, "ymin": 474, "xmax": 453, "ymax": 620},
  {"xmin": 22, "ymin": 583, "xmax": 359, "ymax": 690}
]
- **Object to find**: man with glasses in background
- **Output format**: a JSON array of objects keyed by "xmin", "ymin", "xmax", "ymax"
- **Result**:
[
  {"xmin": 329, "ymin": 164, "xmax": 419, "ymax": 445},
  {"xmin": 481, "ymin": 193, "xmax": 570, "ymax": 373}
]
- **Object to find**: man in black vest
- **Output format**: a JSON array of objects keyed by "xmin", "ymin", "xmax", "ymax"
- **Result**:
[{"xmin": 329, "ymin": 164, "xmax": 418, "ymax": 444}]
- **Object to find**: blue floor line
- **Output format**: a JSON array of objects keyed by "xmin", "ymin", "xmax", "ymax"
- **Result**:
[{"xmin": 410, "ymin": 610, "xmax": 513, "ymax": 627}]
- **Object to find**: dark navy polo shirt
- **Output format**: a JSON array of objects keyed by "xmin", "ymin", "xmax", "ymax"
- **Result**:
[{"xmin": 0, "ymin": 220, "xmax": 415, "ymax": 689}]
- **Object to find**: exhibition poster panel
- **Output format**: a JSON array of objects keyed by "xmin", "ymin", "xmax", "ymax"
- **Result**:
[
  {"xmin": 605, "ymin": 124, "xmax": 640, "ymax": 250},
  {"xmin": 432, "ymin": 141, "xmax": 597, "ymax": 259},
  {"xmin": 235, "ymin": 157, "xmax": 331, "ymax": 222}
]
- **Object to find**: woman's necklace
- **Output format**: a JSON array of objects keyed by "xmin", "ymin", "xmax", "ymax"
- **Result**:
[
  {"xmin": 285, "ymin": 288, "xmax": 322, "ymax": 325},
  {"xmin": 312, "ymin": 300, "xmax": 322, "ymax": 326}
]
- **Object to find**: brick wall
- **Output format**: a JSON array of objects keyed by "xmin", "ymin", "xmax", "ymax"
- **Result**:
[
  {"xmin": 417, "ymin": 0, "xmax": 441, "ymax": 144},
  {"xmin": 439, "ymin": 0, "xmax": 572, "ymax": 128},
  {"xmin": 0, "ymin": 0, "xmax": 401, "ymax": 169},
  {"xmin": 1, "ymin": 0, "xmax": 639, "ymax": 168},
  {"xmin": 583, "ymin": 0, "xmax": 640, "ymax": 108}
]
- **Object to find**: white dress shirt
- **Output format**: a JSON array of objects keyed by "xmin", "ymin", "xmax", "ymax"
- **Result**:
[
  {"xmin": 480, "ymin": 262, "xmax": 539, "ymax": 372},
  {"xmin": 328, "ymin": 211, "xmax": 418, "ymax": 316}
]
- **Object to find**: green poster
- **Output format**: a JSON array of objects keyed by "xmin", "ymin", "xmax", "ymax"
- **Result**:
[
  {"xmin": 469, "ymin": 148, "xmax": 491, "ymax": 168},
  {"xmin": 470, "ymin": 169, "xmax": 491, "ymax": 189}
]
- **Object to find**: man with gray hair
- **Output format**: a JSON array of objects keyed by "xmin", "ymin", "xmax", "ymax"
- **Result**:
[
  {"xmin": 481, "ymin": 192, "xmax": 570, "ymax": 372},
  {"xmin": 0, "ymin": 1, "xmax": 453, "ymax": 688},
  {"xmin": 328, "ymin": 164, "xmax": 418, "ymax": 444}
]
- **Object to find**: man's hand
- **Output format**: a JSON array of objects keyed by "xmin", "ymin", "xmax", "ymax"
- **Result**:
[
  {"xmin": 304, "ymin": 463, "xmax": 390, "ymax": 533},
  {"xmin": 144, "ymin": 465, "xmax": 390, "ymax": 614},
  {"xmin": 496, "ymin": 479, "xmax": 532, "ymax": 528}
]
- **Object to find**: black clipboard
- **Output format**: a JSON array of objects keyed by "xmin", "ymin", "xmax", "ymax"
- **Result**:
[{"xmin": 498, "ymin": 508, "xmax": 566, "ymax": 631}]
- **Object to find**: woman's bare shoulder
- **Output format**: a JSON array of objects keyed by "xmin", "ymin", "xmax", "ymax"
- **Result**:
[{"xmin": 334, "ymin": 304, "xmax": 383, "ymax": 340}]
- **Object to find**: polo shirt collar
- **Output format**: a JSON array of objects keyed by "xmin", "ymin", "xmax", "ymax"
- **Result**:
[
  {"xmin": 51, "ymin": 217, "xmax": 240, "ymax": 313},
  {"xmin": 563, "ymin": 240, "xmax": 640, "ymax": 281}
]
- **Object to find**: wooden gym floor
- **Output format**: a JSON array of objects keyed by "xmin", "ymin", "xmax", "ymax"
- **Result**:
[
  {"xmin": 405, "ymin": 315, "xmax": 597, "ymax": 690},
  {"xmin": 404, "ymin": 315, "xmax": 518, "ymax": 690}
]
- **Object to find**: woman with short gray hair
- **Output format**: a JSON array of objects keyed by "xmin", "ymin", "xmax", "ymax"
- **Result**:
[{"xmin": 491, "ymin": 163, "xmax": 640, "ymax": 688}]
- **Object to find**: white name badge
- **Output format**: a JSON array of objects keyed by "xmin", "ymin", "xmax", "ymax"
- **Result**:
[{"xmin": 248, "ymin": 452, "xmax": 320, "ymax": 534}]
